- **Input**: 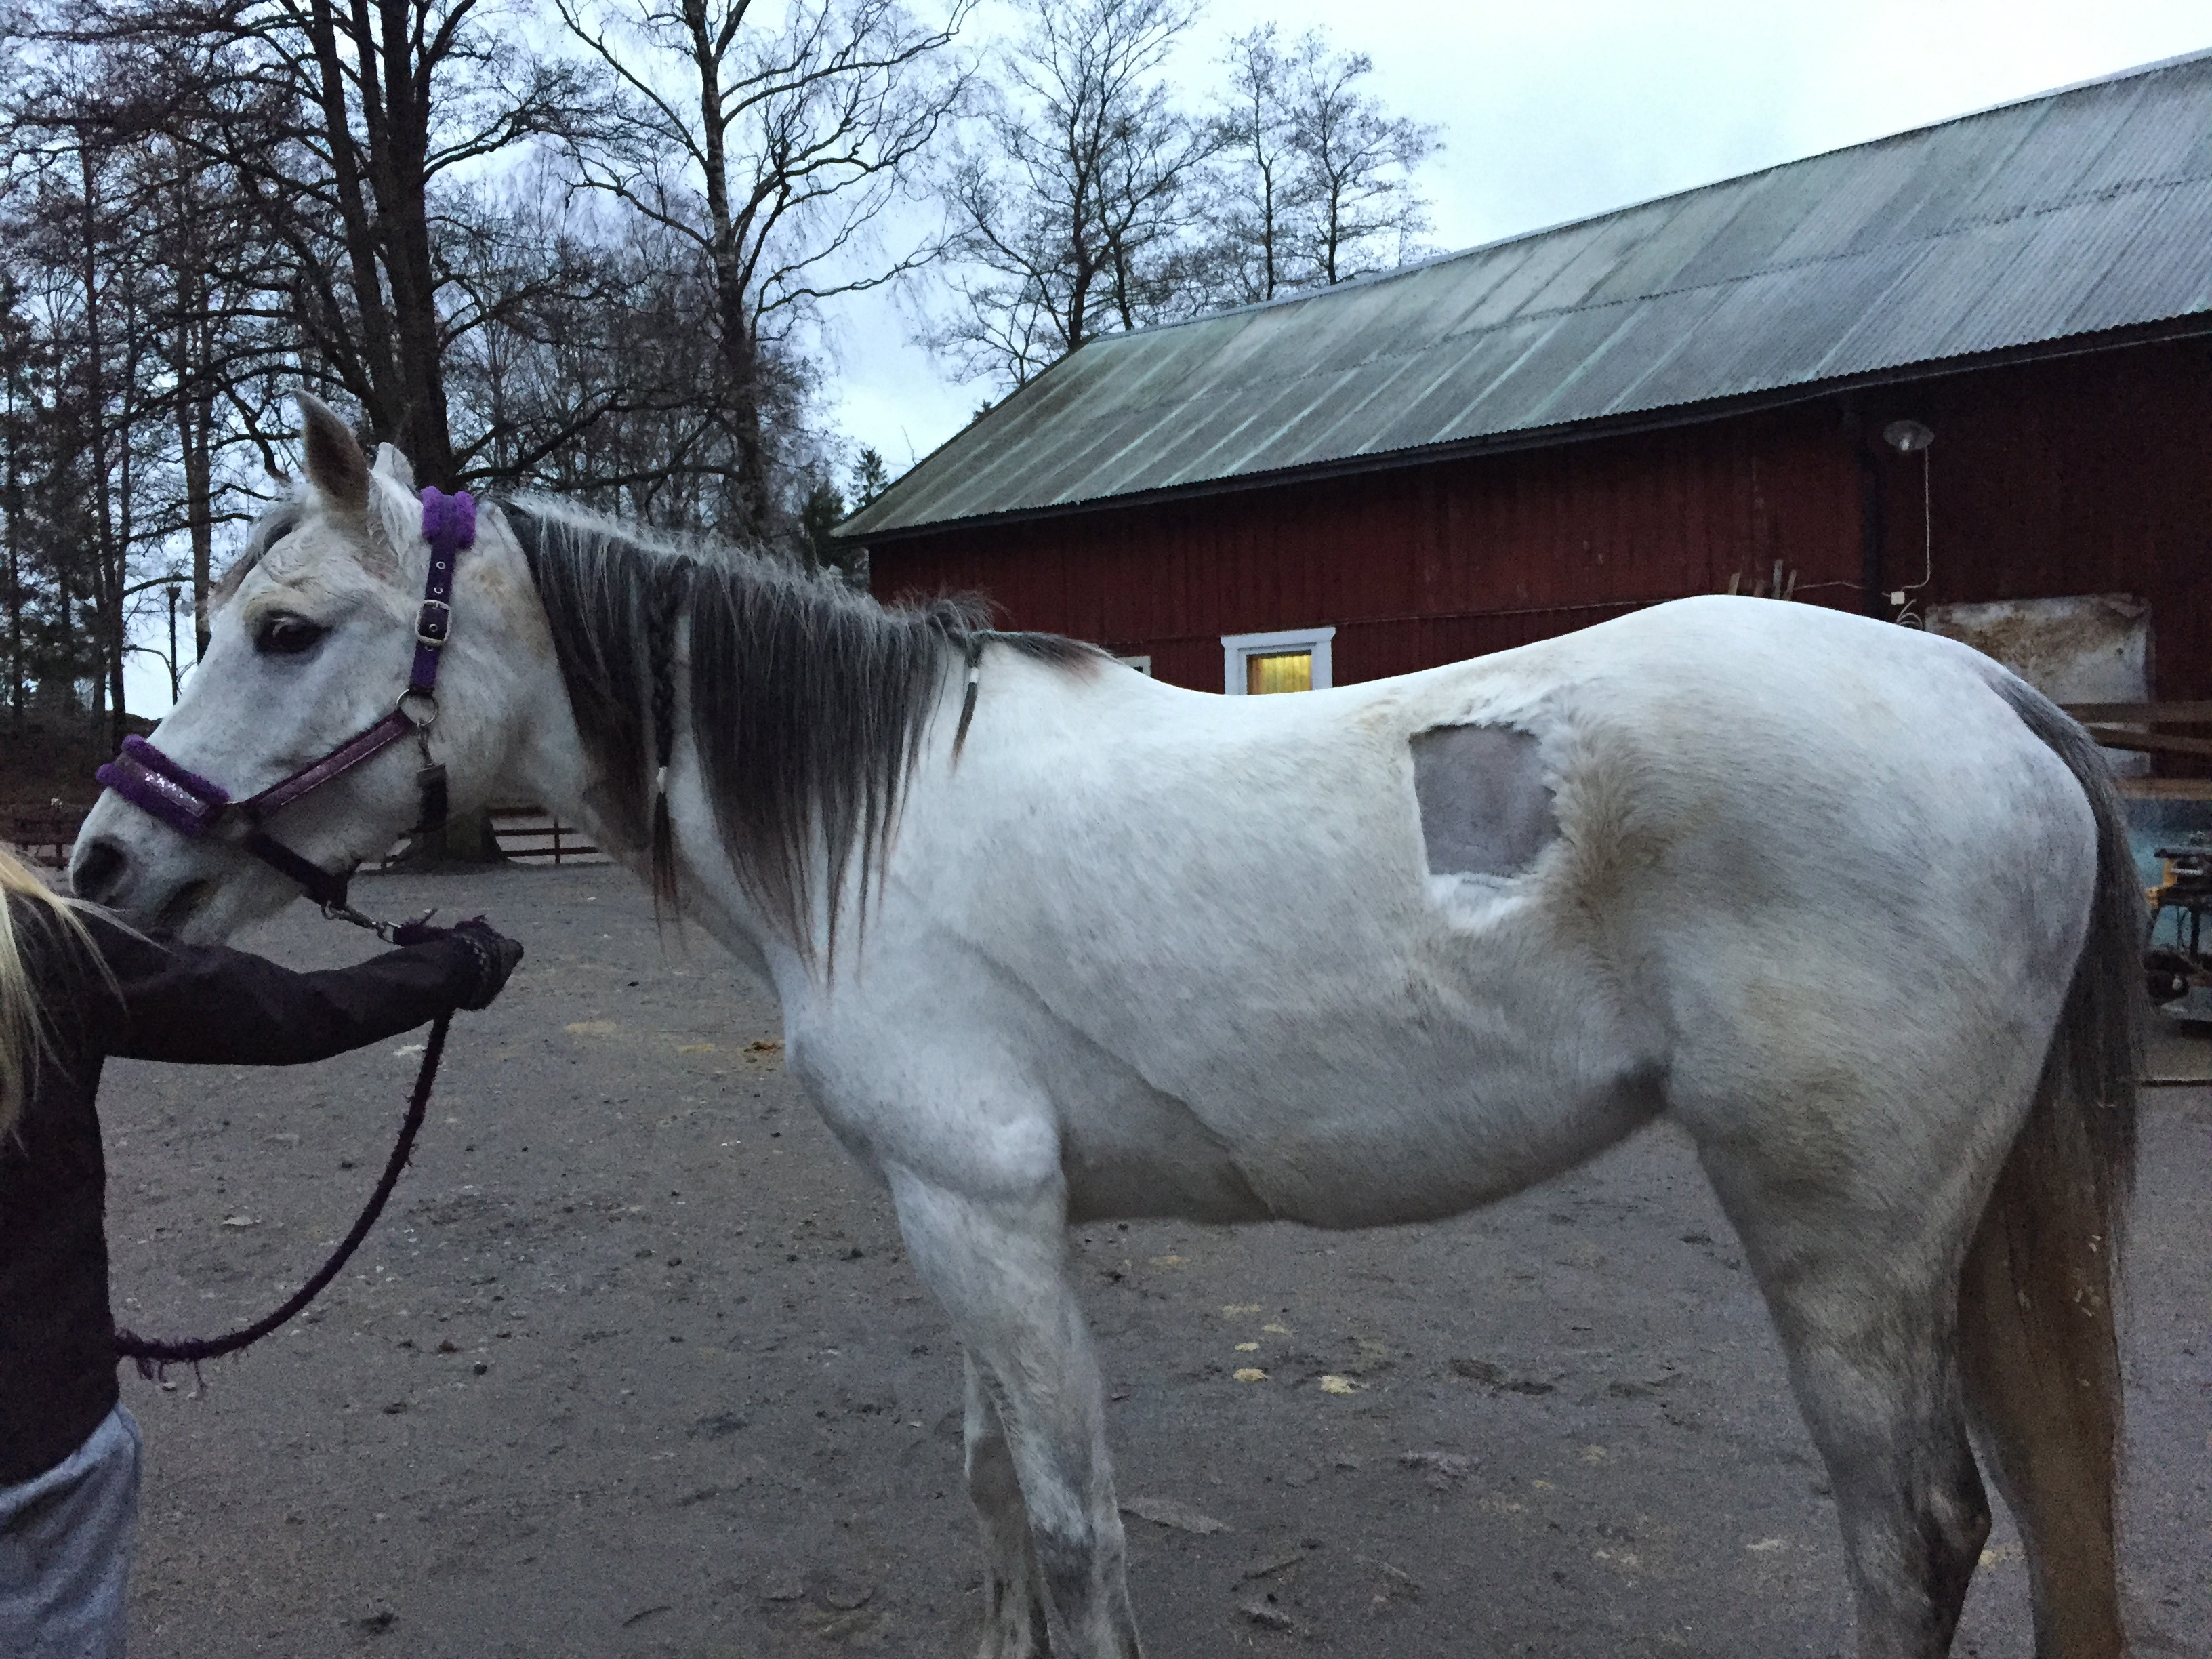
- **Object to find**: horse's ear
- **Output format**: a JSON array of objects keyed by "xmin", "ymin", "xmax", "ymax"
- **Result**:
[
  {"xmin": 372, "ymin": 442, "xmax": 415, "ymax": 490},
  {"xmin": 298, "ymin": 392, "xmax": 369, "ymax": 512}
]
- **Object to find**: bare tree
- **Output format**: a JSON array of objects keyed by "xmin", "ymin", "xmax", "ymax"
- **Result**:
[
  {"xmin": 936, "ymin": 0, "xmax": 1213, "ymax": 389},
  {"xmin": 11, "ymin": 14, "xmax": 312, "ymax": 669},
  {"xmin": 52, "ymin": 0, "xmax": 584, "ymax": 487},
  {"xmin": 554, "ymin": 0, "xmax": 970, "ymax": 537},
  {"xmin": 0, "ymin": 0, "xmax": 960, "ymax": 745},
  {"xmin": 0, "ymin": 87, "xmax": 174, "ymax": 742},
  {"xmin": 1208, "ymin": 24, "xmax": 1299, "ymax": 304},
  {"xmin": 1203, "ymin": 27, "xmax": 1438, "ymax": 298},
  {"xmin": 0, "ymin": 283, "xmax": 33, "ymax": 723},
  {"xmin": 444, "ymin": 167, "xmax": 827, "ymax": 544},
  {"xmin": 137, "ymin": 126, "xmax": 291, "ymax": 658}
]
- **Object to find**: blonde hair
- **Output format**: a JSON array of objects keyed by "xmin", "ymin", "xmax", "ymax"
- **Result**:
[{"xmin": 1, "ymin": 844, "xmax": 96, "ymax": 1139}]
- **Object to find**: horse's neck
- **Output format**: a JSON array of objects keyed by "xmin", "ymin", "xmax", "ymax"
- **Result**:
[
  {"xmin": 483, "ymin": 581, "xmax": 630, "ymax": 874},
  {"xmin": 493, "ymin": 544, "xmax": 998, "ymax": 997},
  {"xmin": 495, "ymin": 618, "xmax": 794, "ymax": 985}
]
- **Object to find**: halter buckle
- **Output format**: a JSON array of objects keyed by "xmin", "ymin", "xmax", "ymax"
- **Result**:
[{"xmin": 415, "ymin": 598, "xmax": 452, "ymax": 648}]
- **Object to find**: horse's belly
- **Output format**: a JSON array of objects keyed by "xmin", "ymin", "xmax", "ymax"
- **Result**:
[
  {"xmin": 1059, "ymin": 1084, "xmax": 1279, "ymax": 1224},
  {"xmin": 1056, "ymin": 1045, "xmax": 1663, "ymax": 1229}
]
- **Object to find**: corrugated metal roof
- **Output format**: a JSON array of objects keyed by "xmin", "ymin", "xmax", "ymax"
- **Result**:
[{"xmin": 846, "ymin": 49, "xmax": 2212, "ymax": 539}]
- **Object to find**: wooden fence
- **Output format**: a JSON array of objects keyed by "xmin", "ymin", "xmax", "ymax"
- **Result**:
[
  {"xmin": 2068, "ymin": 701, "xmax": 2212, "ymax": 763},
  {"xmin": 484, "ymin": 804, "xmax": 605, "ymax": 865},
  {"xmin": 6, "ymin": 808, "xmax": 83, "ymax": 868}
]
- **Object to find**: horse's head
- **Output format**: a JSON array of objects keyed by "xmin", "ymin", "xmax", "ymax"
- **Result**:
[{"xmin": 71, "ymin": 394, "xmax": 549, "ymax": 940}]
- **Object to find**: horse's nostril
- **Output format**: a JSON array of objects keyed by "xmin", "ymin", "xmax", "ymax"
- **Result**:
[
  {"xmin": 71, "ymin": 838, "xmax": 129, "ymax": 905},
  {"xmin": 150, "ymin": 878, "xmax": 215, "ymax": 939}
]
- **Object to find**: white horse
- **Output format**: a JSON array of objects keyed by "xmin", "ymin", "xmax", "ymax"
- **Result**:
[{"xmin": 74, "ymin": 398, "xmax": 2140, "ymax": 1659}]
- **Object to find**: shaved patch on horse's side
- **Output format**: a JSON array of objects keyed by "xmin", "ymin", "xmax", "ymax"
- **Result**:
[{"xmin": 1410, "ymin": 724, "xmax": 1556, "ymax": 877}]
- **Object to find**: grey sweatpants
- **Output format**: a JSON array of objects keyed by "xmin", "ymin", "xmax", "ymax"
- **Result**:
[{"xmin": 0, "ymin": 1406, "xmax": 142, "ymax": 1659}]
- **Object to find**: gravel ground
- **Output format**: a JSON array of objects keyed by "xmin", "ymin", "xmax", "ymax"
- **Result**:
[{"xmin": 100, "ymin": 867, "xmax": 2208, "ymax": 1658}]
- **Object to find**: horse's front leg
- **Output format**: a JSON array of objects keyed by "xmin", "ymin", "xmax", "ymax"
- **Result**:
[
  {"xmin": 964, "ymin": 1351, "xmax": 1051, "ymax": 1656},
  {"xmin": 892, "ymin": 1172, "xmax": 1142, "ymax": 1659}
]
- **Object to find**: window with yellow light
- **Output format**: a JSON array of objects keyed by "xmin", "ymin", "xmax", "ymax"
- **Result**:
[
  {"xmin": 1221, "ymin": 626, "xmax": 1334, "ymax": 695},
  {"xmin": 1245, "ymin": 651, "xmax": 1313, "ymax": 695}
]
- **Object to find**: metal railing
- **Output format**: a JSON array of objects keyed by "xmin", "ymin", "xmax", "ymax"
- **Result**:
[{"xmin": 485, "ymin": 804, "xmax": 604, "ymax": 865}]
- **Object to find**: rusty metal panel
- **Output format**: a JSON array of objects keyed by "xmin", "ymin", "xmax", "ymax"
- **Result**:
[{"xmin": 846, "ymin": 49, "xmax": 2212, "ymax": 543}]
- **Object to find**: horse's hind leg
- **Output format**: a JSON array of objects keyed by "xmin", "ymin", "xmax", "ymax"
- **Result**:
[
  {"xmin": 893, "ymin": 1174, "xmax": 1142, "ymax": 1659},
  {"xmin": 1690, "ymin": 1123, "xmax": 2002, "ymax": 1658}
]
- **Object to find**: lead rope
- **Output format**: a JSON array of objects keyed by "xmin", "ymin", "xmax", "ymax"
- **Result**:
[{"xmin": 113, "ymin": 1012, "xmax": 450, "ymax": 1380}]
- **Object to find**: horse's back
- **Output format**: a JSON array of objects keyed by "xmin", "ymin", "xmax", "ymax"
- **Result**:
[{"xmin": 1212, "ymin": 591, "xmax": 2099, "ymax": 1066}]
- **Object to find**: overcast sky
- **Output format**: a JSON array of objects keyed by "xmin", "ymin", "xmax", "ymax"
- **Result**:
[{"xmin": 825, "ymin": 0, "xmax": 2212, "ymax": 478}]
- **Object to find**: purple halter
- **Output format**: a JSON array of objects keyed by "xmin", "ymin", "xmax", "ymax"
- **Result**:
[{"xmin": 96, "ymin": 488, "xmax": 476, "ymax": 927}]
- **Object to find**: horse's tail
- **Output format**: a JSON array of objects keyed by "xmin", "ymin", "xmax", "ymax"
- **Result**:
[{"xmin": 1959, "ymin": 676, "xmax": 2142, "ymax": 1659}]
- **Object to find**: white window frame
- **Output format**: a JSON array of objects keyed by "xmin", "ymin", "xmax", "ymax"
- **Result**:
[
  {"xmin": 1113, "ymin": 653, "xmax": 1153, "ymax": 676},
  {"xmin": 1222, "ymin": 626, "xmax": 1334, "ymax": 695}
]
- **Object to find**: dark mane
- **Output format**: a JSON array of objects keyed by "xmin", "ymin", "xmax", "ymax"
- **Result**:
[{"xmin": 501, "ymin": 500, "xmax": 1097, "ymax": 958}]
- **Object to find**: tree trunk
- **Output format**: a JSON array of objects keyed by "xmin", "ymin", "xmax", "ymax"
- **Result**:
[
  {"xmin": 690, "ymin": 1, "xmax": 769, "ymax": 536},
  {"xmin": 75, "ymin": 144, "xmax": 127, "ymax": 750},
  {"xmin": 305, "ymin": 0, "xmax": 405, "ymax": 442},
  {"xmin": 712, "ymin": 271, "xmax": 771, "ymax": 534},
  {"xmin": 165, "ymin": 167, "xmax": 218, "ymax": 662},
  {"xmin": 183, "ymin": 380, "xmax": 215, "ymax": 660},
  {"xmin": 367, "ymin": 0, "xmax": 457, "ymax": 486},
  {"xmin": 5, "ymin": 396, "xmax": 21, "ymax": 723},
  {"xmin": 55, "ymin": 556, "xmax": 75, "ymax": 714}
]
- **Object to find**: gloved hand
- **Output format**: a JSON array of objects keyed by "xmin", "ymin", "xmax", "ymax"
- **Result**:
[
  {"xmin": 394, "ymin": 914, "xmax": 525, "ymax": 1008},
  {"xmin": 451, "ymin": 918, "xmax": 525, "ymax": 1010}
]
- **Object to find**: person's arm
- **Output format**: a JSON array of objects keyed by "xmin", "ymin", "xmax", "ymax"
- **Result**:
[{"xmin": 77, "ymin": 909, "xmax": 520, "ymax": 1066}]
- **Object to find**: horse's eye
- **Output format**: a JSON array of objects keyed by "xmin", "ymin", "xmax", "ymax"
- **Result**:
[{"xmin": 255, "ymin": 614, "xmax": 328, "ymax": 657}]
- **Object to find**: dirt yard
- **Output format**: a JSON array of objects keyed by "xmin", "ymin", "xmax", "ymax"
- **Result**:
[{"xmin": 101, "ymin": 868, "xmax": 2207, "ymax": 1659}]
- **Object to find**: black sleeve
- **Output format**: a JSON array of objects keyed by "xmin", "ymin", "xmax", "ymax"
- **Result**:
[{"xmin": 74, "ymin": 909, "xmax": 481, "ymax": 1066}]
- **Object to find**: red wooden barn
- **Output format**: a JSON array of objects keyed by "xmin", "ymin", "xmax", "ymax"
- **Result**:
[{"xmin": 843, "ymin": 53, "xmax": 2212, "ymax": 720}]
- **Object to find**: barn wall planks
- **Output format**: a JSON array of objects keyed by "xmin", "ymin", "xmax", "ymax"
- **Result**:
[
  {"xmin": 870, "ymin": 338, "xmax": 2211, "ymax": 701},
  {"xmin": 1857, "ymin": 340, "xmax": 2212, "ymax": 702}
]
